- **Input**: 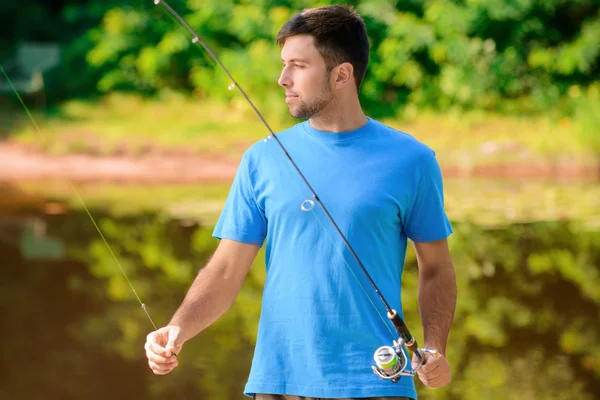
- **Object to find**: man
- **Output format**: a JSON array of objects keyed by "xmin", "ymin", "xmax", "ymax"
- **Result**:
[{"xmin": 144, "ymin": 5, "xmax": 457, "ymax": 400}]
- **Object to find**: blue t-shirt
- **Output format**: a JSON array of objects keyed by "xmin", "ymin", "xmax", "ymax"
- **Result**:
[{"xmin": 212, "ymin": 117, "xmax": 453, "ymax": 399}]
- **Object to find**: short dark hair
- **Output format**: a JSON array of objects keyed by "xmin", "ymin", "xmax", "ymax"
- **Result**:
[{"xmin": 276, "ymin": 5, "xmax": 370, "ymax": 90}]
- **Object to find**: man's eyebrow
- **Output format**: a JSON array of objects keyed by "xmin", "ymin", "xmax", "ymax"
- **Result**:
[{"xmin": 282, "ymin": 58, "xmax": 310, "ymax": 64}]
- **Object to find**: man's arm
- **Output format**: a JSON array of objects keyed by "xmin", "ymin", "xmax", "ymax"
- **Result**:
[
  {"xmin": 168, "ymin": 238, "xmax": 261, "ymax": 343},
  {"xmin": 412, "ymin": 238, "xmax": 457, "ymax": 355}
]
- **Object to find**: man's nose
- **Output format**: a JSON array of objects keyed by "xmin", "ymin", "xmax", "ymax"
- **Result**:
[{"xmin": 278, "ymin": 69, "xmax": 292, "ymax": 87}]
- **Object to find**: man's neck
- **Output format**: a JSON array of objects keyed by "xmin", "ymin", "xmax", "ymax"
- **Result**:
[{"xmin": 308, "ymin": 99, "xmax": 368, "ymax": 133}]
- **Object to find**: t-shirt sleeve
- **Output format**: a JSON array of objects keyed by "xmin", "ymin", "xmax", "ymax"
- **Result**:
[
  {"xmin": 403, "ymin": 151, "xmax": 453, "ymax": 242},
  {"xmin": 212, "ymin": 153, "xmax": 267, "ymax": 246}
]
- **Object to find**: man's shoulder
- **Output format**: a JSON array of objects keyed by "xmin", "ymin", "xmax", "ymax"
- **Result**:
[
  {"xmin": 369, "ymin": 118, "xmax": 437, "ymax": 162},
  {"xmin": 241, "ymin": 122, "xmax": 304, "ymax": 161}
]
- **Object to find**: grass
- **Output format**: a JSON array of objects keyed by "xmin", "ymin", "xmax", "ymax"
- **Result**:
[
  {"xmin": 386, "ymin": 109, "xmax": 596, "ymax": 167},
  {"xmin": 14, "ymin": 180, "xmax": 233, "ymax": 226},
  {"xmin": 3, "ymin": 92, "xmax": 276, "ymax": 160},
  {"xmin": 11, "ymin": 178, "xmax": 600, "ymax": 229},
  {"xmin": 3, "ymin": 91, "xmax": 599, "ymax": 168}
]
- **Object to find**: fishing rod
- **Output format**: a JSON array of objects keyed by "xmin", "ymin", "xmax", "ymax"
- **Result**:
[{"xmin": 154, "ymin": 0, "xmax": 432, "ymax": 381}]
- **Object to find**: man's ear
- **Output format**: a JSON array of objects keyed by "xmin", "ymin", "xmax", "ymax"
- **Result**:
[{"xmin": 334, "ymin": 62, "xmax": 354, "ymax": 89}]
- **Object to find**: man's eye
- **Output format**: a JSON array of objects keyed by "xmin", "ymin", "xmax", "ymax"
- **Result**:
[{"xmin": 282, "ymin": 63, "xmax": 305, "ymax": 68}]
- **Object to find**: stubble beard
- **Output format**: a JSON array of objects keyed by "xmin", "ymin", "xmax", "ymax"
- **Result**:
[{"xmin": 289, "ymin": 85, "xmax": 334, "ymax": 120}]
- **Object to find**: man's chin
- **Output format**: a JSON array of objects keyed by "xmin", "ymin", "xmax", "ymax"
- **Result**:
[{"xmin": 289, "ymin": 108, "xmax": 309, "ymax": 119}]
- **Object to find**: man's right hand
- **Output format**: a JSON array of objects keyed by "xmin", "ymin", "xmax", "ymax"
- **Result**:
[{"xmin": 145, "ymin": 325, "xmax": 184, "ymax": 375}]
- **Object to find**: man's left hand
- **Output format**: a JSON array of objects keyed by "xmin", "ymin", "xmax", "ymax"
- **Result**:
[{"xmin": 411, "ymin": 350, "xmax": 452, "ymax": 388}]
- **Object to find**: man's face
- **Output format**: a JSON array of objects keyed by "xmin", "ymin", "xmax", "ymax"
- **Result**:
[{"xmin": 278, "ymin": 34, "xmax": 334, "ymax": 119}]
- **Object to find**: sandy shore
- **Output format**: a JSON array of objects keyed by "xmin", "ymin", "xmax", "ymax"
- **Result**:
[{"xmin": 0, "ymin": 141, "xmax": 597, "ymax": 183}]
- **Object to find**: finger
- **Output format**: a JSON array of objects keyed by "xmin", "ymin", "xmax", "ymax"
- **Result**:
[
  {"xmin": 145, "ymin": 330, "xmax": 172, "ymax": 355},
  {"xmin": 150, "ymin": 360, "xmax": 179, "ymax": 371},
  {"xmin": 149, "ymin": 360, "xmax": 168, "ymax": 374},
  {"xmin": 417, "ymin": 364, "xmax": 446, "ymax": 377},
  {"xmin": 149, "ymin": 360, "xmax": 178, "ymax": 375},
  {"xmin": 412, "ymin": 352, "xmax": 437, "ymax": 368},
  {"xmin": 411, "ymin": 354, "xmax": 420, "ymax": 367},
  {"xmin": 418, "ymin": 367, "xmax": 443, "ymax": 382},
  {"xmin": 165, "ymin": 328, "xmax": 182, "ymax": 357},
  {"xmin": 145, "ymin": 331, "xmax": 166, "ymax": 349},
  {"xmin": 419, "ymin": 360, "xmax": 441, "ymax": 374},
  {"xmin": 418, "ymin": 363, "xmax": 451, "ymax": 388},
  {"xmin": 419, "ymin": 375, "xmax": 450, "ymax": 387},
  {"xmin": 146, "ymin": 350, "xmax": 178, "ymax": 364},
  {"xmin": 146, "ymin": 331, "xmax": 158, "ymax": 343},
  {"xmin": 166, "ymin": 345, "xmax": 181, "ymax": 358},
  {"xmin": 148, "ymin": 359, "xmax": 178, "ymax": 371},
  {"xmin": 147, "ymin": 340, "xmax": 173, "ymax": 357},
  {"xmin": 420, "ymin": 373, "xmax": 451, "ymax": 388}
]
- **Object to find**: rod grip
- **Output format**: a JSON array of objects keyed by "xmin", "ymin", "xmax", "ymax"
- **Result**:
[{"xmin": 388, "ymin": 309, "xmax": 419, "ymax": 352}]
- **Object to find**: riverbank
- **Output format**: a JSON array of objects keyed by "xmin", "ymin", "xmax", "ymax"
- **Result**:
[
  {"xmin": 2, "ymin": 93, "xmax": 598, "ymax": 183},
  {"xmin": 1, "ymin": 140, "xmax": 597, "ymax": 183}
]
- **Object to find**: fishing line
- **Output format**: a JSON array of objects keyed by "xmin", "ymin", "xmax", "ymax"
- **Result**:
[
  {"xmin": 152, "ymin": 0, "xmax": 427, "ymax": 380},
  {"xmin": 0, "ymin": 64, "xmax": 158, "ymax": 331}
]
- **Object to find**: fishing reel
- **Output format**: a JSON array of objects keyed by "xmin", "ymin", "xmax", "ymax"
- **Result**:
[
  {"xmin": 372, "ymin": 340, "xmax": 415, "ymax": 382},
  {"xmin": 371, "ymin": 311, "xmax": 437, "ymax": 383},
  {"xmin": 372, "ymin": 340, "xmax": 437, "ymax": 383}
]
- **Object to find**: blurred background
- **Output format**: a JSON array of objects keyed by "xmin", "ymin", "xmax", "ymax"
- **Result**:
[{"xmin": 1, "ymin": 0, "xmax": 599, "ymax": 399}]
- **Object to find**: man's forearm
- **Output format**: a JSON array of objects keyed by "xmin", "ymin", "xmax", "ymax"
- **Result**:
[
  {"xmin": 168, "ymin": 262, "xmax": 245, "ymax": 343},
  {"xmin": 418, "ymin": 264, "xmax": 457, "ymax": 355}
]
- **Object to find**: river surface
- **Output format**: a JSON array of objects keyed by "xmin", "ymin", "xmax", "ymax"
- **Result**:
[{"xmin": 0, "ymin": 178, "xmax": 598, "ymax": 400}]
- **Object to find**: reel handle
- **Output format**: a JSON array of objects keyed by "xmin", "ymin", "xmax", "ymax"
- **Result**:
[{"xmin": 411, "ymin": 347, "xmax": 439, "ymax": 373}]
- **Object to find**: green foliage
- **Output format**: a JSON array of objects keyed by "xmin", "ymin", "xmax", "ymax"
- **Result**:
[{"xmin": 3, "ymin": 0, "xmax": 598, "ymax": 119}]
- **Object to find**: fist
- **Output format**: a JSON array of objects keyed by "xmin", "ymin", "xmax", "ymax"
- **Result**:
[
  {"xmin": 412, "ymin": 350, "xmax": 451, "ymax": 388},
  {"xmin": 145, "ymin": 325, "xmax": 184, "ymax": 375}
]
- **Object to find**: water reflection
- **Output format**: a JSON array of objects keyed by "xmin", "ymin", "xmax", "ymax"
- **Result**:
[{"xmin": 0, "ymin": 181, "xmax": 598, "ymax": 399}]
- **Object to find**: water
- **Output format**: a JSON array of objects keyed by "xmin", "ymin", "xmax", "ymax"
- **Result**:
[{"xmin": 0, "ymin": 179, "xmax": 598, "ymax": 400}]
